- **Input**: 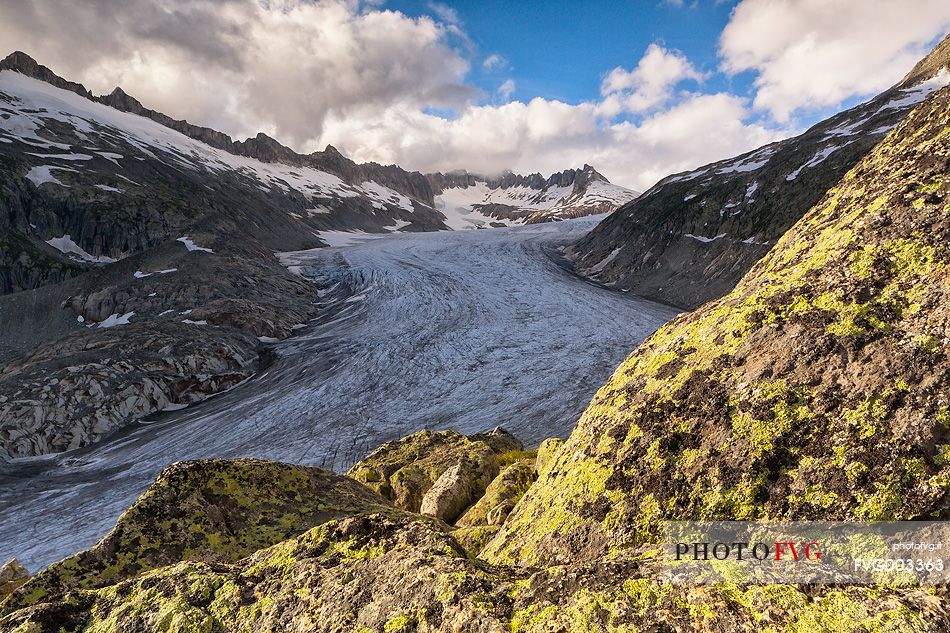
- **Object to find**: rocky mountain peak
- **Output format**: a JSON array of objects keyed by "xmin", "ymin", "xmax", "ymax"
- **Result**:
[
  {"xmin": 231, "ymin": 131, "xmax": 301, "ymax": 165},
  {"xmin": 101, "ymin": 86, "xmax": 146, "ymax": 114},
  {"xmin": 426, "ymin": 164, "xmax": 615, "ymax": 195},
  {"xmin": 0, "ymin": 51, "xmax": 92, "ymax": 98},
  {"xmin": 900, "ymin": 31, "xmax": 950, "ymax": 87}
]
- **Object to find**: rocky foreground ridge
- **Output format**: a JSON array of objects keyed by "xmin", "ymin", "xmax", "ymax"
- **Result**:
[
  {"xmin": 569, "ymin": 33, "xmax": 950, "ymax": 309},
  {"xmin": 2, "ymin": 80, "xmax": 949, "ymax": 632}
]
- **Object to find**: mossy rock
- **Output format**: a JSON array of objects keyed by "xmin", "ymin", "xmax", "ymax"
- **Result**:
[
  {"xmin": 0, "ymin": 458, "xmax": 392, "ymax": 616},
  {"xmin": 347, "ymin": 428, "xmax": 522, "ymax": 513},
  {"xmin": 535, "ymin": 438, "xmax": 563, "ymax": 476},
  {"xmin": 451, "ymin": 525, "xmax": 501, "ymax": 558},
  {"xmin": 456, "ymin": 461, "xmax": 537, "ymax": 527},
  {"xmin": 3, "ymin": 524, "xmax": 946, "ymax": 632}
]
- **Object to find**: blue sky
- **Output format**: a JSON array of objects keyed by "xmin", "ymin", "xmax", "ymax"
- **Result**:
[
  {"xmin": 4, "ymin": 0, "xmax": 949, "ymax": 189},
  {"xmin": 393, "ymin": 0, "xmax": 745, "ymax": 103},
  {"xmin": 387, "ymin": 0, "xmax": 852, "ymax": 130}
]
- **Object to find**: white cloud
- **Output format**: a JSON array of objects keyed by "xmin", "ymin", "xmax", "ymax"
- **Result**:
[
  {"xmin": 0, "ymin": 0, "xmax": 474, "ymax": 146},
  {"xmin": 319, "ymin": 92, "xmax": 783, "ymax": 190},
  {"xmin": 497, "ymin": 79, "xmax": 516, "ymax": 99},
  {"xmin": 720, "ymin": 0, "xmax": 950, "ymax": 121},
  {"xmin": 600, "ymin": 43, "xmax": 707, "ymax": 114},
  {"xmin": 426, "ymin": 1, "xmax": 461, "ymax": 26},
  {"xmin": 482, "ymin": 53, "xmax": 507, "ymax": 71}
]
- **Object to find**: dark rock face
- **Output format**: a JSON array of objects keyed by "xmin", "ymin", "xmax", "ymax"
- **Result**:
[
  {"xmin": 427, "ymin": 165, "xmax": 606, "ymax": 195},
  {"xmin": 0, "ymin": 322, "xmax": 260, "ymax": 460},
  {"xmin": 569, "ymin": 34, "xmax": 950, "ymax": 309},
  {"xmin": 0, "ymin": 51, "xmax": 92, "ymax": 98}
]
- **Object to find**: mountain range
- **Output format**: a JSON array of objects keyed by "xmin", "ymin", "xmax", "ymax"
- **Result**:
[{"xmin": 0, "ymin": 51, "xmax": 633, "ymax": 295}]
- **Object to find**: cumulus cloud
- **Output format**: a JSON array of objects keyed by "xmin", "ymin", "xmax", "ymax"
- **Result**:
[
  {"xmin": 720, "ymin": 0, "xmax": 950, "ymax": 121},
  {"xmin": 318, "ymin": 92, "xmax": 783, "ymax": 190},
  {"xmin": 600, "ymin": 43, "xmax": 707, "ymax": 114}
]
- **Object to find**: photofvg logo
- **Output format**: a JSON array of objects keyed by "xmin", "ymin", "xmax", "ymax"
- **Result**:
[
  {"xmin": 675, "ymin": 540, "xmax": 822, "ymax": 563},
  {"xmin": 662, "ymin": 521, "xmax": 950, "ymax": 585}
]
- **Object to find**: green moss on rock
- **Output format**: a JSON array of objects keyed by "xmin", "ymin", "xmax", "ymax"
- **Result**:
[
  {"xmin": 347, "ymin": 428, "xmax": 522, "ymax": 513},
  {"xmin": 1, "ymin": 459, "xmax": 392, "ymax": 616}
]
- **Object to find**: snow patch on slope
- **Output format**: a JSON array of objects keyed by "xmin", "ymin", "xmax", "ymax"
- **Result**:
[
  {"xmin": 46, "ymin": 234, "xmax": 117, "ymax": 263},
  {"xmin": 177, "ymin": 236, "xmax": 213, "ymax": 253}
]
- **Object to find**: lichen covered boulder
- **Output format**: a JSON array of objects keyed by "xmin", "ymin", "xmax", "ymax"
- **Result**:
[
  {"xmin": 0, "ymin": 458, "xmax": 392, "ymax": 615},
  {"xmin": 456, "ymin": 461, "xmax": 537, "ymax": 527},
  {"xmin": 347, "ymin": 427, "xmax": 522, "ymax": 513},
  {"xmin": 484, "ymin": 86, "xmax": 950, "ymax": 567},
  {"xmin": 419, "ymin": 459, "xmax": 496, "ymax": 523}
]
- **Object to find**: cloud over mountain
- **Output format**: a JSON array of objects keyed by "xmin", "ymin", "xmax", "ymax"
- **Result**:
[{"xmin": 2, "ymin": 0, "xmax": 947, "ymax": 190}]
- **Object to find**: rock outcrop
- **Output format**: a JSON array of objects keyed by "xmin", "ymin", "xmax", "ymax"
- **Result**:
[
  {"xmin": 1, "ymin": 456, "xmax": 946, "ymax": 631},
  {"xmin": 0, "ymin": 323, "xmax": 259, "ymax": 460},
  {"xmin": 347, "ymin": 428, "xmax": 522, "ymax": 514},
  {"xmin": 0, "ymin": 459, "xmax": 395, "ymax": 616},
  {"xmin": 0, "ymin": 560, "xmax": 28, "ymax": 598},
  {"xmin": 456, "ymin": 461, "xmax": 537, "ymax": 527}
]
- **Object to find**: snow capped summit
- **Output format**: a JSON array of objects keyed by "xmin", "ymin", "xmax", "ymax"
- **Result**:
[{"xmin": 427, "ymin": 164, "xmax": 639, "ymax": 230}]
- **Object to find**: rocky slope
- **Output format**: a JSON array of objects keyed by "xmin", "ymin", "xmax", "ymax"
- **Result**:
[
  {"xmin": 2, "ymin": 82, "xmax": 949, "ymax": 632},
  {"xmin": 0, "ymin": 52, "xmax": 449, "ymax": 297},
  {"xmin": 427, "ymin": 165, "xmax": 638, "ymax": 229},
  {"xmin": 569, "ymin": 34, "xmax": 950, "ymax": 309}
]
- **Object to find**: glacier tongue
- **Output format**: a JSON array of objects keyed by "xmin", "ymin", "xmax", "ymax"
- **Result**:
[{"xmin": 0, "ymin": 216, "xmax": 678, "ymax": 573}]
